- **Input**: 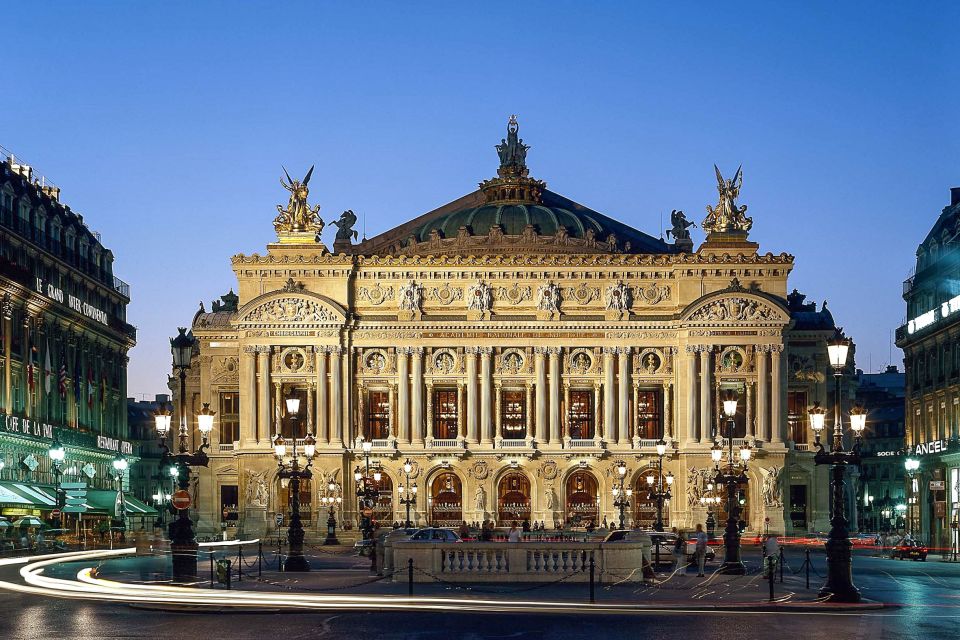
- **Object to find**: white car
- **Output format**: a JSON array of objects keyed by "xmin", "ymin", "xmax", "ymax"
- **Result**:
[{"xmin": 395, "ymin": 528, "xmax": 462, "ymax": 543}]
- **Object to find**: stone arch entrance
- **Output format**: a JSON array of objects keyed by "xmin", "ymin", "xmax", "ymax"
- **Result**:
[
  {"xmin": 565, "ymin": 470, "xmax": 599, "ymax": 528},
  {"xmin": 633, "ymin": 470, "xmax": 671, "ymax": 530},
  {"xmin": 372, "ymin": 473, "xmax": 393, "ymax": 525},
  {"xmin": 496, "ymin": 471, "xmax": 531, "ymax": 525},
  {"xmin": 429, "ymin": 471, "xmax": 462, "ymax": 526}
]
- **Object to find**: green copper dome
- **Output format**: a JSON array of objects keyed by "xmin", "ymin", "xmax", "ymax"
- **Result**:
[{"xmin": 413, "ymin": 202, "xmax": 604, "ymax": 242}]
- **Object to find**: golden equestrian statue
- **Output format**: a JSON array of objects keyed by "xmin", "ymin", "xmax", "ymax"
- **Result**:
[{"xmin": 273, "ymin": 166, "xmax": 325, "ymax": 237}]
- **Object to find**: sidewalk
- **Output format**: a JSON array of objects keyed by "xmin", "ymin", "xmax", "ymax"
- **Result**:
[{"xmin": 99, "ymin": 553, "xmax": 885, "ymax": 612}]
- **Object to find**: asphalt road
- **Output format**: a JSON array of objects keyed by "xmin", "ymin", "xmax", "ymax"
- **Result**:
[{"xmin": 2, "ymin": 548, "xmax": 959, "ymax": 640}]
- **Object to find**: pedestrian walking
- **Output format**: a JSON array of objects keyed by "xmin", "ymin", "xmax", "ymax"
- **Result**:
[
  {"xmin": 762, "ymin": 534, "xmax": 779, "ymax": 578},
  {"xmin": 508, "ymin": 521, "xmax": 521, "ymax": 542},
  {"xmin": 673, "ymin": 530, "xmax": 687, "ymax": 573},
  {"xmin": 694, "ymin": 523, "xmax": 708, "ymax": 577}
]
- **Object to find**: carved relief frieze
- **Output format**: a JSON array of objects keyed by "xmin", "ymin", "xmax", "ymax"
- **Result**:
[
  {"xmin": 427, "ymin": 282, "xmax": 463, "ymax": 305},
  {"xmin": 496, "ymin": 283, "xmax": 532, "ymax": 305},
  {"xmin": 563, "ymin": 283, "xmax": 600, "ymax": 305},
  {"xmin": 635, "ymin": 282, "xmax": 671, "ymax": 305},
  {"xmin": 687, "ymin": 297, "xmax": 779, "ymax": 323},
  {"xmin": 211, "ymin": 357, "xmax": 239, "ymax": 384},
  {"xmin": 566, "ymin": 348, "xmax": 596, "ymax": 375},
  {"xmin": 242, "ymin": 297, "xmax": 339, "ymax": 324},
  {"xmin": 357, "ymin": 283, "xmax": 395, "ymax": 306},
  {"xmin": 497, "ymin": 348, "xmax": 527, "ymax": 375}
]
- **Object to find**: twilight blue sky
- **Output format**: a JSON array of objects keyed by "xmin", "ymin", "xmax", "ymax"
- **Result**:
[{"xmin": 4, "ymin": 2, "xmax": 958, "ymax": 399}]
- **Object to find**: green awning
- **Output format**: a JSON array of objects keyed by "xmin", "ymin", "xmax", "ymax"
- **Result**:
[
  {"xmin": 85, "ymin": 490, "xmax": 157, "ymax": 517},
  {"xmin": 0, "ymin": 482, "xmax": 58, "ymax": 508}
]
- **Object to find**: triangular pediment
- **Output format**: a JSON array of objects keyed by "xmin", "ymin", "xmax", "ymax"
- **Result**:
[{"xmin": 234, "ymin": 290, "xmax": 347, "ymax": 326}]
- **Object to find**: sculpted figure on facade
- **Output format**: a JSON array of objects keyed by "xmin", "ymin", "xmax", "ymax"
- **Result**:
[
  {"xmin": 763, "ymin": 466, "xmax": 783, "ymax": 507},
  {"xmin": 702, "ymin": 165, "xmax": 753, "ymax": 235},
  {"xmin": 274, "ymin": 166, "xmax": 324, "ymax": 236},
  {"xmin": 332, "ymin": 209, "xmax": 359, "ymax": 243},
  {"xmin": 246, "ymin": 469, "xmax": 269, "ymax": 508},
  {"xmin": 605, "ymin": 281, "xmax": 631, "ymax": 312},
  {"xmin": 467, "ymin": 280, "xmax": 492, "ymax": 317},
  {"xmin": 545, "ymin": 487, "xmax": 559, "ymax": 512},
  {"xmin": 536, "ymin": 281, "xmax": 561, "ymax": 319},
  {"xmin": 686, "ymin": 468, "xmax": 712, "ymax": 507},
  {"xmin": 666, "ymin": 209, "xmax": 696, "ymax": 243},
  {"xmin": 475, "ymin": 485, "xmax": 486, "ymax": 512},
  {"xmin": 688, "ymin": 297, "xmax": 777, "ymax": 323}
]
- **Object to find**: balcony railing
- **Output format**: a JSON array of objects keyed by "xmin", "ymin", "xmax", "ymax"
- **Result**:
[
  {"xmin": 427, "ymin": 438, "xmax": 463, "ymax": 449},
  {"xmin": 218, "ymin": 442, "xmax": 235, "ymax": 452},
  {"xmin": 498, "ymin": 439, "xmax": 529, "ymax": 448},
  {"xmin": 113, "ymin": 275, "xmax": 130, "ymax": 298},
  {"xmin": 568, "ymin": 439, "xmax": 598, "ymax": 449}
]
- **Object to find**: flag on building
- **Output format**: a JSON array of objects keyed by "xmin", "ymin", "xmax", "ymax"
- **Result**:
[
  {"xmin": 26, "ymin": 337, "xmax": 35, "ymax": 393},
  {"xmin": 43, "ymin": 339, "xmax": 53, "ymax": 395},
  {"xmin": 87, "ymin": 363, "xmax": 95, "ymax": 409},
  {"xmin": 58, "ymin": 352, "xmax": 68, "ymax": 398},
  {"xmin": 100, "ymin": 371, "xmax": 107, "ymax": 406},
  {"xmin": 74, "ymin": 351, "xmax": 82, "ymax": 404}
]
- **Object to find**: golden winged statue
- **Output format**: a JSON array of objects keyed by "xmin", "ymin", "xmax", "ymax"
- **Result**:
[
  {"xmin": 702, "ymin": 165, "xmax": 753, "ymax": 235},
  {"xmin": 273, "ymin": 166, "xmax": 325, "ymax": 236}
]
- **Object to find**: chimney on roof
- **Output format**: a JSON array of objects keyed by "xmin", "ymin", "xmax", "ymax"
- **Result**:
[
  {"xmin": 951, "ymin": 187, "xmax": 960, "ymax": 207},
  {"xmin": 41, "ymin": 185, "xmax": 60, "ymax": 202},
  {"xmin": 8, "ymin": 156, "xmax": 32, "ymax": 181}
]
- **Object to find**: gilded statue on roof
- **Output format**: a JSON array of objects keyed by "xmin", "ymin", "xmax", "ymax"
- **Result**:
[
  {"xmin": 274, "ymin": 166, "xmax": 325, "ymax": 236},
  {"xmin": 702, "ymin": 165, "xmax": 753, "ymax": 235}
]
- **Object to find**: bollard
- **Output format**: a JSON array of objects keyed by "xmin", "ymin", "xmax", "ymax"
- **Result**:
[
  {"xmin": 805, "ymin": 548, "xmax": 810, "ymax": 589},
  {"xmin": 408, "ymin": 558, "xmax": 414, "ymax": 596},
  {"xmin": 589, "ymin": 555, "xmax": 596, "ymax": 604},
  {"xmin": 779, "ymin": 547, "xmax": 784, "ymax": 583},
  {"xmin": 209, "ymin": 551, "xmax": 215, "ymax": 588},
  {"xmin": 237, "ymin": 544, "xmax": 243, "ymax": 582},
  {"xmin": 768, "ymin": 560, "xmax": 775, "ymax": 602},
  {"xmin": 258, "ymin": 541, "xmax": 263, "ymax": 578}
]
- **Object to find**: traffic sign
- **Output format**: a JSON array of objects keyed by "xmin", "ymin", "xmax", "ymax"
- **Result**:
[
  {"xmin": 61, "ymin": 482, "xmax": 88, "ymax": 490},
  {"xmin": 275, "ymin": 513, "xmax": 284, "ymax": 527},
  {"xmin": 51, "ymin": 509, "xmax": 61, "ymax": 519},
  {"xmin": 171, "ymin": 490, "xmax": 191, "ymax": 510},
  {"xmin": 65, "ymin": 497, "xmax": 86, "ymax": 506},
  {"xmin": 63, "ymin": 506, "xmax": 87, "ymax": 514}
]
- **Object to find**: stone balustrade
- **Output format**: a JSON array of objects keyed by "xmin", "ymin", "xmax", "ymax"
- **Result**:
[{"xmin": 384, "ymin": 540, "xmax": 649, "ymax": 583}]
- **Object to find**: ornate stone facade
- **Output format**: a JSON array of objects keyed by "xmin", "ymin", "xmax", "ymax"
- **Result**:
[{"xmin": 182, "ymin": 119, "xmax": 835, "ymax": 538}]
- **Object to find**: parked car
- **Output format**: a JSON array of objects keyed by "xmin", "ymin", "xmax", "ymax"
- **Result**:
[
  {"xmin": 395, "ymin": 528, "xmax": 462, "ymax": 543},
  {"xmin": 890, "ymin": 540, "xmax": 928, "ymax": 561}
]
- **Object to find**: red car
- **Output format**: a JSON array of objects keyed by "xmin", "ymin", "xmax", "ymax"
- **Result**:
[{"xmin": 890, "ymin": 540, "xmax": 928, "ymax": 561}]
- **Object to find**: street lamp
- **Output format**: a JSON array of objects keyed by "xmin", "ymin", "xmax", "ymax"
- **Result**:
[
  {"xmin": 112, "ymin": 454, "xmax": 128, "ymax": 535},
  {"xmin": 322, "ymin": 480, "xmax": 341, "ymax": 546},
  {"xmin": 356, "ymin": 438, "xmax": 379, "ymax": 571},
  {"xmin": 807, "ymin": 328, "xmax": 867, "ymax": 602},
  {"xmin": 714, "ymin": 395, "xmax": 750, "ymax": 575},
  {"xmin": 650, "ymin": 439, "xmax": 673, "ymax": 533},
  {"xmin": 613, "ymin": 460, "xmax": 629, "ymax": 530},
  {"xmin": 905, "ymin": 457, "xmax": 920, "ymax": 539},
  {"xmin": 273, "ymin": 393, "xmax": 315, "ymax": 572},
  {"xmin": 157, "ymin": 327, "xmax": 211, "ymax": 580},
  {"xmin": 399, "ymin": 458, "xmax": 417, "ymax": 528},
  {"xmin": 48, "ymin": 436, "xmax": 66, "ymax": 521}
]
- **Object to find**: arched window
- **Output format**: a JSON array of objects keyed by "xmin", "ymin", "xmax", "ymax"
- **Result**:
[
  {"xmin": 496, "ymin": 471, "xmax": 531, "ymax": 524},
  {"xmin": 429, "ymin": 472, "xmax": 462, "ymax": 526},
  {"xmin": 565, "ymin": 470, "xmax": 598, "ymax": 527}
]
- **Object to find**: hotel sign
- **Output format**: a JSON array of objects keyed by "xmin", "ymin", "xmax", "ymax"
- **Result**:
[
  {"xmin": 35, "ymin": 276, "xmax": 109, "ymax": 325},
  {"xmin": 1, "ymin": 412, "xmax": 132, "ymax": 455},
  {"xmin": 914, "ymin": 439, "xmax": 951, "ymax": 456}
]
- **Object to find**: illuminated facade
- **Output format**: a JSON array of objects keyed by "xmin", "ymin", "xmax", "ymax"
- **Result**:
[{"xmin": 180, "ymin": 120, "xmax": 842, "ymax": 539}]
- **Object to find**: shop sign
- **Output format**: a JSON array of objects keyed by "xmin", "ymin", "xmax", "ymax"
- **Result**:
[
  {"xmin": 914, "ymin": 439, "xmax": 950, "ymax": 456},
  {"xmin": 96, "ymin": 435, "xmax": 133, "ymax": 455},
  {"xmin": 1, "ymin": 414, "xmax": 54, "ymax": 441},
  {"xmin": 935, "ymin": 502, "xmax": 947, "ymax": 518},
  {"xmin": 876, "ymin": 450, "xmax": 902, "ymax": 457},
  {"xmin": 930, "ymin": 480, "xmax": 946, "ymax": 491},
  {"xmin": 1, "ymin": 412, "xmax": 133, "ymax": 455}
]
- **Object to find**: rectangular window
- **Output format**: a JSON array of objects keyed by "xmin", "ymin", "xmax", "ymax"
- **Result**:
[
  {"xmin": 501, "ymin": 389, "xmax": 526, "ymax": 438},
  {"xmin": 220, "ymin": 485, "xmax": 239, "ymax": 521},
  {"xmin": 712, "ymin": 382, "xmax": 746, "ymax": 438},
  {"xmin": 432, "ymin": 388, "xmax": 458, "ymax": 439},
  {"xmin": 219, "ymin": 392, "xmax": 240, "ymax": 444},
  {"xmin": 366, "ymin": 390, "xmax": 390, "ymax": 439},
  {"xmin": 787, "ymin": 390, "xmax": 808, "ymax": 444},
  {"xmin": 636, "ymin": 389, "xmax": 663, "ymax": 440},
  {"xmin": 568, "ymin": 390, "xmax": 594, "ymax": 439},
  {"xmin": 277, "ymin": 387, "xmax": 307, "ymax": 439}
]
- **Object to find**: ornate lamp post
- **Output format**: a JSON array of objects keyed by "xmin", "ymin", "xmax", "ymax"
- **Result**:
[
  {"xmin": 904, "ymin": 457, "xmax": 920, "ymax": 539},
  {"xmin": 649, "ymin": 439, "xmax": 674, "ymax": 532},
  {"xmin": 272, "ymin": 395, "xmax": 316, "ymax": 571},
  {"xmin": 399, "ymin": 458, "xmax": 417, "ymax": 528},
  {"xmin": 154, "ymin": 328, "xmax": 212, "ymax": 579},
  {"xmin": 355, "ymin": 439, "xmax": 381, "ymax": 571},
  {"xmin": 48, "ymin": 437, "xmax": 66, "ymax": 525},
  {"xmin": 111, "ymin": 454, "xmax": 128, "ymax": 534},
  {"xmin": 612, "ymin": 460, "xmax": 630, "ymax": 530},
  {"xmin": 322, "ymin": 480, "xmax": 341, "ymax": 546},
  {"xmin": 807, "ymin": 329, "xmax": 867, "ymax": 603},
  {"xmin": 713, "ymin": 395, "xmax": 751, "ymax": 575}
]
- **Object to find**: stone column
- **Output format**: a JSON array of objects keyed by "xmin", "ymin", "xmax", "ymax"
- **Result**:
[
  {"xmin": 548, "ymin": 348, "xmax": 561, "ymax": 445},
  {"xmin": 273, "ymin": 380, "xmax": 282, "ymax": 437},
  {"xmin": 341, "ymin": 348, "xmax": 351, "ymax": 445},
  {"xmin": 316, "ymin": 347, "xmax": 328, "ymax": 444},
  {"xmin": 426, "ymin": 381, "xmax": 435, "ymax": 440},
  {"xmin": 306, "ymin": 383, "xmax": 314, "ymax": 435},
  {"xmin": 466, "ymin": 349, "xmax": 478, "ymax": 444},
  {"xmin": 618, "ymin": 348, "xmax": 630, "ymax": 444},
  {"xmin": 480, "ymin": 348, "xmax": 493, "ymax": 444},
  {"xmin": 257, "ymin": 346, "xmax": 270, "ymax": 444},
  {"xmin": 685, "ymin": 346, "xmax": 697, "ymax": 445},
  {"xmin": 602, "ymin": 348, "xmax": 616, "ymax": 442},
  {"xmin": 699, "ymin": 348, "xmax": 712, "ymax": 444},
  {"xmin": 494, "ymin": 382, "xmax": 503, "ymax": 440},
  {"xmin": 534, "ymin": 348, "xmax": 547, "ymax": 442},
  {"xmin": 397, "ymin": 348, "xmax": 410, "ymax": 444},
  {"xmin": 771, "ymin": 345, "xmax": 784, "ymax": 444},
  {"xmin": 388, "ymin": 384, "xmax": 396, "ymax": 438},
  {"xmin": 456, "ymin": 383, "xmax": 464, "ymax": 439},
  {"xmin": 746, "ymin": 380, "xmax": 754, "ymax": 439},
  {"xmin": 240, "ymin": 346, "xmax": 257, "ymax": 447},
  {"xmin": 411, "ymin": 348, "xmax": 424, "ymax": 444},
  {"xmin": 757, "ymin": 347, "xmax": 769, "ymax": 443},
  {"xmin": 329, "ymin": 347, "xmax": 343, "ymax": 446},
  {"xmin": 664, "ymin": 382, "xmax": 673, "ymax": 441},
  {"xmin": 564, "ymin": 382, "xmax": 571, "ymax": 437},
  {"xmin": 525, "ymin": 382, "xmax": 533, "ymax": 439}
]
